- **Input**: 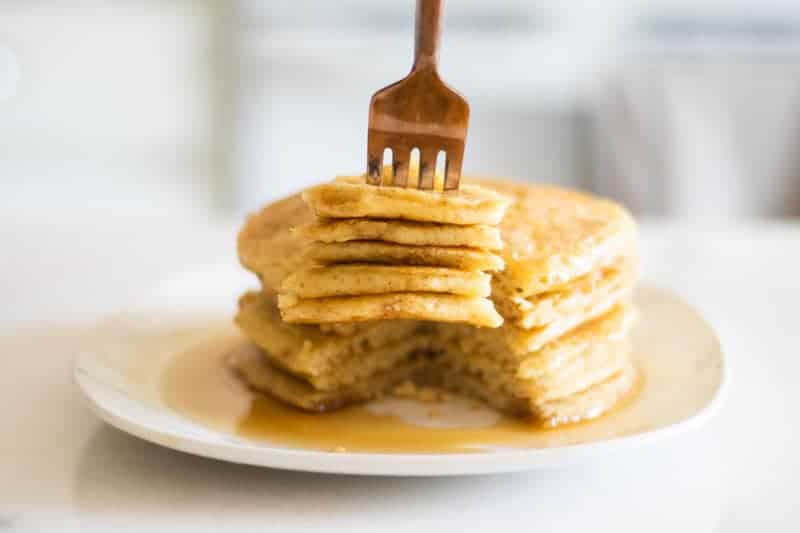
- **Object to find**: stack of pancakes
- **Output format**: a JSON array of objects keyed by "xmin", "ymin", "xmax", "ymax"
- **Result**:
[
  {"xmin": 233, "ymin": 292, "xmax": 426, "ymax": 411},
  {"xmin": 235, "ymin": 176, "xmax": 640, "ymax": 425},
  {"xmin": 276, "ymin": 176, "xmax": 510, "ymax": 328},
  {"xmin": 433, "ymin": 182, "xmax": 639, "ymax": 424}
]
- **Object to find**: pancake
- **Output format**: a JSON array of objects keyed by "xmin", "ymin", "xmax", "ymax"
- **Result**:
[
  {"xmin": 235, "ymin": 291, "xmax": 425, "ymax": 390},
  {"xmin": 277, "ymin": 292, "xmax": 504, "ymax": 328},
  {"xmin": 432, "ymin": 306, "xmax": 636, "ymax": 422},
  {"xmin": 437, "ymin": 356, "xmax": 637, "ymax": 425},
  {"xmin": 498, "ymin": 295, "xmax": 632, "ymax": 355},
  {"xmin": 234, "ymin": 176, "xmax": 641, "ymax": 425},
  {"xmin": 439, "ymin": 337, "xmax": 629, "ymax": 401},
  {"xmin": 493, "ymin": 259, "xmax": 637, "ymax": 329},
  {"xmin": 536, "ymin": 362, "xmax": 637, "ymax": 426},
  {"xmin": 436, "ymin": 304, "xmax": 633, "ymax": 377},
  {"xmin": 280, "ymin": 264, "xmax": 492, "ymax": 300},
  {"xmin": 516, "ymin": 304, "xmax": 635, "ymax": 377},
  {"xmin": 524, "ymin": 339, "xmax": 631, "ymax": 403},
  {"xmin": 298, "ymin": 218, "xmax": 503, "ymax": 250},
  {"xmin": 442, "ymin": 295, "xmax": 632, "ymax": 360},
  {"xmin": 304, "ymin": 241, "xmax": 505, "ymax": 271},
  {"xmin": 230, "ymin": 342, "xmax": 426, "ymax": 412},
  {"xmin": 237, "ymin": 193, "xmax": 312, "ymax": 290},
  {"xmin": 480, "ymin": 180, "xmax": 637, "ymax": 297},
  {"xmin": 303, "ymin": 176, "xmax": 511, "ymax": 226}
]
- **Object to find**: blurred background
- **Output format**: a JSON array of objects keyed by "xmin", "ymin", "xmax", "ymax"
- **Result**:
[{"xmin": 2, "ymin": 0, "xmax": 800, "ymax": 218}]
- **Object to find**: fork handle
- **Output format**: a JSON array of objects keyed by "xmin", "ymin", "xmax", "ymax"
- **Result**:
[{"xmin": 413, "ymin": 0, "xmax": 443, "ymax": 71}]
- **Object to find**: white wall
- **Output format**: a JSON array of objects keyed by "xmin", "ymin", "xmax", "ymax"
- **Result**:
[{"xmin": 0, "ymin": 1, "xmax": 224, "ymax": 216}]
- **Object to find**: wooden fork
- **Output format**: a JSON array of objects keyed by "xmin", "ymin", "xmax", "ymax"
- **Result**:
[{"xmin": 366, "ymin": 0, "xmax": 470, "ymax": 191}]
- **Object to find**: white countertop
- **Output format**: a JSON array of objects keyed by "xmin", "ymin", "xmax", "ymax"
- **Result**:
[{"xmin": 2, "ymin": 212, "xmax": 799, "ymax": 532}]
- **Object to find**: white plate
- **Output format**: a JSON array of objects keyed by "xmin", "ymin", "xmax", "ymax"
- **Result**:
[{"xmin": 74, "ymin": 264, "xmax": 726, "ymax": 476}]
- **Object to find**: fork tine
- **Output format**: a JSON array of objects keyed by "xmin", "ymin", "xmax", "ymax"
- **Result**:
[
  {"xmin": 366, "ymin": 137, "xmax": 383, "ymax": 185},
  {"xmin": 418, "ymin": 148, "xmax": 436, "ymax": 190},
  {"xmin": 443, "ymin": 145, "xmax": 464, "ymax": 191},
  {"xmin": 391, "ymin": 147, "xmax": 410, "ymax": 187}
]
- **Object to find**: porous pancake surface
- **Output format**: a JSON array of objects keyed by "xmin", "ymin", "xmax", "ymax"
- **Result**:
[
  {"xmin": 280, "ymin": 264, "xmax": 493, "ymax": 299},
  {"xmin": 303, "ymin": 176, "xmax": 511, "ymax": 226},
  {"xmin": 299, "ymin": 218, "xmax": 503, "ymax": 250},
  {"xmin": 305, "ymin": 241, "xmax": 504, "ymax": 271},
  {"xmin": 278, "ymin": 292, "xmax": 504, "ymax": 328}
]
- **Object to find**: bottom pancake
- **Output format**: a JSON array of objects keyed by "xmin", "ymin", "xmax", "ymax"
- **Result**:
[
  {"xmin": 235, "ymin": 291, "xmax": 425, "ymax": 390},
  {"xmin": 229, "ymin": 342, "xmax": 427, "ymax": 413},
  {"xmin": 536, "ymin": 362, "xmax": 637, "ymax": 426}
]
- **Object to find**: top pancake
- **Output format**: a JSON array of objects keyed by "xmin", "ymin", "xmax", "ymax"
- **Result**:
[
  {"xmin": 484, "ymin": 181, "xmax": 637, "ymax": 297},
  {"xmin": 303, "ymin": 176, "xmax": 511, "ymax": 226}
]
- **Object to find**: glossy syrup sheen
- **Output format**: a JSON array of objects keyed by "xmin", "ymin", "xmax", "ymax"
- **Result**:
[{"xmin": 161, "ymin": 337, "xmax": 642, "ymax": 454}]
